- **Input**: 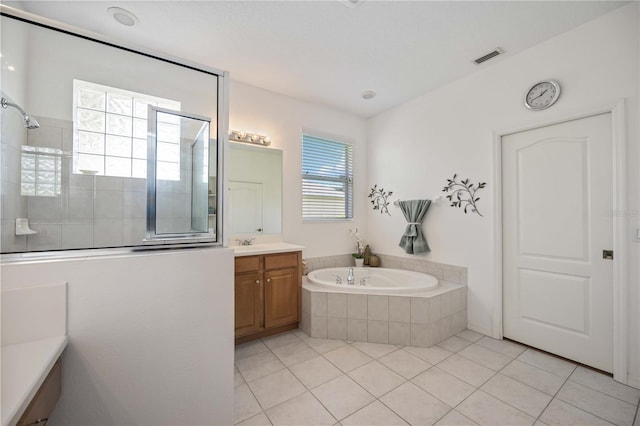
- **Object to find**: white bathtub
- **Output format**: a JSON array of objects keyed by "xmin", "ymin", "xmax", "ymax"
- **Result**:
[{"xmin": 307, "ymin": 267, "xmax": 438, "ymax": 294}]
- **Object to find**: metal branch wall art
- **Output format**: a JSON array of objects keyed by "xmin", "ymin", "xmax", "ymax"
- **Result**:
[
  {"xmin": 368, "ymin": 184, "xmax": 393, "ymax": 216},
  {"xmin": 442, "ymin": 174, "xmax": 486, "ymax": 217}
]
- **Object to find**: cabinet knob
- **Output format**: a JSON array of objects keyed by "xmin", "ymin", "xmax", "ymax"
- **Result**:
[
  {"xmin": 266, "ymin": 278, "xmax": 271, "ymax": 283},
  {"xmin": 256, "ymin": 280, "xmax": 260, "ymax": 284}
]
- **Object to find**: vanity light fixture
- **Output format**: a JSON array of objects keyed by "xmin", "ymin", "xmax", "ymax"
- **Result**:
[{"xmin": 229, "ymin": 130, "xmax": 271, "ymax": 146}]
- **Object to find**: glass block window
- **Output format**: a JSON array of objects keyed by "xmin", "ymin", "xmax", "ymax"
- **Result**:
[
  {"xmin": 72, "ymin": 80, "xmax": 181, "ymax": 180},
  {"xmin": 20, "ymin": 146, "xmax": 62, "ymax": 197},
  {"xmin": 302, "ymin": 134, "xmax": 353, "ymax": 220}
]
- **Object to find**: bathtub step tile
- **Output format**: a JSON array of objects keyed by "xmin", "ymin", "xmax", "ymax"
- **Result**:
[
  {"xmin": 367, "ymin": 295, "xmax": 389, "ymax": 321},
  {"xmin": 404, "ymin": 345, "xmax": 454, "ymax": 365},
  {"xmin": 328, "ymin": 317, "xmax": 348, "ymax": 340},
  {"xmin": 351, "ymin": 341, "xmax": 398, "ymax": 359},
  {"xmin": 289, "ymin": 356, "xmax": 343, "ymax": 389},
  {"xmin": 347, "ymin": 319, "xmax": 368, "ymax": 342},
  {"xmin": 378, "ymin": 349, "xmax": 431, "ymax": 380},
  {"xmin": 348, "ymin": 361, "xmax": 406, "ymax": 398},
  {"xmin": 367, "ymin": 321, "xmax": 389, "ymax": 344},
  {"xmin": 347, "ymin": 294, "xmax": 368, "ymax": 320},
  {"xmin": 388, "ymin": 297, "xmax": 410, "ymax": 323},
  {"xmin": 328, "ymin": 293, "xmax": 348, "ymax": 318},
  {"xmin": 324, "ymin": 345, "xmax": 373, "ymax": 373},
  {"xmin": 388, "ymin": 322, "xmax": 411, "ymax": 346},
  {"xmin": 380, "ymin": 381, "xmax": 450, "ymax": 426},
  {"xmin": 305, "ymin": 337, "xmax": 347, "ymax": 354}
]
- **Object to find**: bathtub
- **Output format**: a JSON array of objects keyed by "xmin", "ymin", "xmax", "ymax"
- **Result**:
[{"xmin": 307, "ymin": 267, "xmax": 438, "ymax": 294}]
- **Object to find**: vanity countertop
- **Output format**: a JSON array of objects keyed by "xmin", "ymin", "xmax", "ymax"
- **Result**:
[
  {"xmin": 2, "ymin": 336, "xmax": 68, "ymax": 426},
  {"xmin": 232, "ymin": 242, "xmax": 304, "ymax": 257}
]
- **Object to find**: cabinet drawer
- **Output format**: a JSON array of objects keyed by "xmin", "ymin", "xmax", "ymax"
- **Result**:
[
  {"xmin": 235, "ymin": 255, "xmax": 262, "ymax": 273},
  {"xmin": 18, "ymin": 358, "xmax": 62, "ymax": 426},
  {"xmin": 264, "ymin": 252, "xmax": 299, "ymax": 270}
]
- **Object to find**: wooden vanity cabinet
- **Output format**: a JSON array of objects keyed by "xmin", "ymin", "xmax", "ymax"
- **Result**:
[
  {"xmin": 17, "ymin": 358, "xmax": 62, "ymax": 426},
  {"xmin": 235, "ymin": 251, "xmax": 301, "ymax": 343}
]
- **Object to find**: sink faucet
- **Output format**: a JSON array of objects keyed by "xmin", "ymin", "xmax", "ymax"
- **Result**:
[
  {"xmin": 347, "ymin": 267, "xmax": 355, "ymax": 285},
  {"xmin": 235, "ymin": 238, "xmax": 255, "ymax": 246}
]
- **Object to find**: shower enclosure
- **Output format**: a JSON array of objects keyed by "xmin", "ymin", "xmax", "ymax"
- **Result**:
[{"xmin": 0, "ymin": 9, "xmax": 226, "ymax": 254}]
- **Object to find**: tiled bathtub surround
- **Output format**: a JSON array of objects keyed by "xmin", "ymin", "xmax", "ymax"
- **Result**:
[
  {"xmin": 301, "ymin": 282, "xmax": 467, "ymax": 347},
  {"xmin": 303, "ymin": 253, "xmax": 467, "ymax": 285}
]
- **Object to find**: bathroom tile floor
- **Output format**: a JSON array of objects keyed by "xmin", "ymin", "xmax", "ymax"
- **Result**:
[{"xmin": 234, "ymin": 329, "xmax": 640, "ymax": 426}]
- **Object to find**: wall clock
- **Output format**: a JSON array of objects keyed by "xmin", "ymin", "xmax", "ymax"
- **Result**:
[{"xmin": 524, "ymin": 80, "xmax": 561, "ymax": 110}]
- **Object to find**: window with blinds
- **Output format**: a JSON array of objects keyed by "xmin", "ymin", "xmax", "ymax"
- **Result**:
[{"xmin": 302, "ymin": 134, "xmax": 353, "ymax": 220}]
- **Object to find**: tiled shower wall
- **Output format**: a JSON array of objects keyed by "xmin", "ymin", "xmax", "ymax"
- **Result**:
[
  {"xmin": 0, "ymin": 116, "xmax": 192, "ymax": 253},
  {"xmin": 303, "ymin": 253, "xmax": 468, "ymax": 286}
]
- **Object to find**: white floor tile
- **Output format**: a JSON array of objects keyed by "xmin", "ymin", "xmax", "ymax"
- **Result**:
[
  {"xmin": 271, "ymin": 340, "xmax": 319, "ymax": 367},
  {"xmin": 556, "ymin": 380, "xmax": 637, "ymax": 425},
  {"xmin": 404, "ymin": 345, "xmax": 453, "ymax": 364},
  {"xmin": 292, "ymin": 329, "xmax": 310, "ymax": 340},
  {"xmin": 235, "ymin": 384, "xmax": 263, "ymax": 424},
  {"xmin": 323, "ymin": 345, "xmax": 373, "ymax": 372},
  {"xmin": 435, "ymin": 410, "xmax": 479, "ymax": 426},
  {"xmin": 235, "ymin": 366, "xmax": 247, "ymax": 388},
  {"xmin": 380, "ymin": 381, "xmax": 450, "ymax": 425},
  {"xmin": 456, "ymin": 330, "xmax": 484, "ymax": 343},
  {"xmin": 351, "ymin": 341, "xmax": 398, "ymax": 359},
  {"xmin": 263, "ymin": 332, "xmax": 301, "ymax": 350},
  {"xmin": 569, "ymin": 366, "xmax": 640, "ymax": 405},
  {"xmin": 378, "ymin": 348, "xmax": 431, "ymax": 379},
  {"xmin": 341, "ymin": 401, "xmax": 408, "ymax": 426},
  {"xmin": 540, "ymin": 399, "xmax": 614, "ymax": 426},
  {"xmin": 475, "ymin": 337, "xmax": 526, "ymax": 358},
  {"xmin": 289, "ymin": 356, "xmax": 343, "ymax": 389},
  {"xmin": 501, "ymin": 360, "xmax": 566, "ymax": 396},
  {"xmin": 437, "ymin": 354, "xmax": 496, "ymax": 387},
  {"xmin": 305, "ymin": 337, "xmax": 348, "ymax": 354},
  {"xmin": 458, "ymin": 344, "xmax": 513, "ymax": 371},
  {"xmin": 236, "ymin": 340, "xmax": 270, "ymax": 361},
  {"xmin": 481, "ymin": 374, "xmax": 552, "ymax": 418},
  {"xmin": 412, "ymin": 367, "xmax": 475, "ymax": 407},
  {"xmin": 311, "ymin": 375, "xmax": 376, "ymax": 420},
  {"xmin": 237, "ymin": 412, "xmax": 272, "ymax": 426},
  {"xmin": 248, "ymin": 369, "xmax": 307, "ymax": 410},
  {"xmin": 348, "ymin": 361, "xmax": 406, "ymax": 397},
  {"xmin": 438, "ymin": 336, "xmax": 472, "ymax": 353},
  {"xmin": 517, "ymin": 348, "xmax": 576, "ymax": 378},
  {"xmin": 237, "ymin": 351, "xmax": 286, "ymax": 382},
  {"xmin": 266, "ymin": 391, "xmax": 336, "ymax": 426},
  {"xmin": 457, "ymin": 390, "xmax": 535, "ymax": 426}
]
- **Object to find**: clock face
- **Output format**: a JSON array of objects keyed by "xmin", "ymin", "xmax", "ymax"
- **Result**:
[{"xmin": 525, "ymin": 81, "xmax": 560, "ymax": 110}]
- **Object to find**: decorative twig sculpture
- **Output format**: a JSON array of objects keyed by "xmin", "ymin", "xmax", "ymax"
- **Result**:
[
  {"xmin": 368, "ymin": 184, "xmax": 393, "ymax": 216},
  {"xmin": 442, "ymin": 174, "xmax": 486, "ymax": 217}
]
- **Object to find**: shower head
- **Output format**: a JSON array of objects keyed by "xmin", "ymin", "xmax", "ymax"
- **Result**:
[{"xmin": 1, "ymin": 97, "xmax": 40, "ymax": 129}]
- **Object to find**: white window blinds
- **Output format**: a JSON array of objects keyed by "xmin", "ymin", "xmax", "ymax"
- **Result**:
[{"xmin": 302, "ymin": 134, "xmax": 353, "ymax": 220}]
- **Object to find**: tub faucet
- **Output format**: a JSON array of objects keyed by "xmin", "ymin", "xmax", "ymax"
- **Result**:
[
  {"xmin": 333, "ymin": 275, "xmax": 342, "ymax": 285},
  {"xmin": 347, "ymin": 268, "xmax": 355, "ymax": 285}
]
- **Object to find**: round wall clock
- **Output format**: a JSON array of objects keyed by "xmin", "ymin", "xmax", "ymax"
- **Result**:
[{"xmin": 524, "ymin": 80, "xmax": 561, "ymax": 110}]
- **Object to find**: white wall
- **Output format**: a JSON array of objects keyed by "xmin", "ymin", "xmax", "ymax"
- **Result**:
[
  {"xmin": 366, "ymin": 4, "xmax": 639, "ymax": 384},
  {"xmin": 229, "ymin": 81, "xmax": 368, "ymax": 258},
  {"xmin": 1, "ymin": 248, "xmax": 235, "ymax": 425}
]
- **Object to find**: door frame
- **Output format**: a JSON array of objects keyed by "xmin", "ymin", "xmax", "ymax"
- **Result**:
[{"xmin": 492, "ymin": 100, "xmax": 628, "ymax": 383}]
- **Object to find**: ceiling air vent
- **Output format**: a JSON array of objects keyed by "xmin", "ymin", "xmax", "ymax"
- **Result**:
[{"xmin": 474, "ymin": 48, "xmax": 504, "ymax": 65}]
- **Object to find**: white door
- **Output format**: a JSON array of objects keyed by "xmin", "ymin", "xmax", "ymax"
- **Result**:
[
  {"xmin": 502, "ymin": 113, "xmax": 613, "ymax": 372},
  {"xmin": 229, "ymin": 181, "xmax": 264, "ymax": 234}
]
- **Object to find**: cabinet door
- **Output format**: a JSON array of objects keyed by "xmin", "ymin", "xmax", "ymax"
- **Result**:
[
  {"xmin": 235, "ymin": 272, "xmax": 263, "ymax": 337},
  {"xmin": 264, "ymin": 267, "xmax": 298, "ymax": 329}
]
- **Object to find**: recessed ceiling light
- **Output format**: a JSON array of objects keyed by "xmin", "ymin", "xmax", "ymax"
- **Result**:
[
  {"xmin": 107, "ymin": 7, "xmax": 139, "ymax": 27},
  {"xmin": 361, "ymin": 90, "xmax": 376, "ymax": 100}
]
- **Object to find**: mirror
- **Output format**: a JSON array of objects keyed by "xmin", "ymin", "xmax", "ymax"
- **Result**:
[{"xmin": 228, "ymin": 142, "xmax": 282, "ymax": 235}]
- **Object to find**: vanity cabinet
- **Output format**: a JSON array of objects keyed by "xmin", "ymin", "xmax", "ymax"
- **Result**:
[{"xmin": 235, "ymin": 251, "xmax": 301, "ymax": 343}]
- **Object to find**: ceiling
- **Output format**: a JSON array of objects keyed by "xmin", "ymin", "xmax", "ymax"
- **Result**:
[{"xmin": 9, "ymin": 1, "xmax": 628, "ymax": 118}]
